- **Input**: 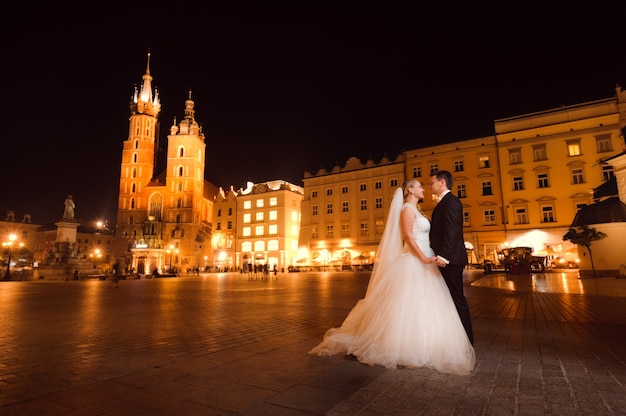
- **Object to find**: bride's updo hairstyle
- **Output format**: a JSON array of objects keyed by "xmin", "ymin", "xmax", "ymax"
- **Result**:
[{"xmin": 403, "ymin": 179, "xmax": 418, "ymax": 197}]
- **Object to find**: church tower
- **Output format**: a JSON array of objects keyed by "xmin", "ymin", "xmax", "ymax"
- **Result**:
[{"xmin": 113, "ymin": 53, "xmax": 215, "ymax": 275}]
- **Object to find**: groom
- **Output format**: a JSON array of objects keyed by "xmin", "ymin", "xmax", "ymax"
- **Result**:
[{"xmin": 429, "ymin": 170, "xmax": 474, "ymax": 345}]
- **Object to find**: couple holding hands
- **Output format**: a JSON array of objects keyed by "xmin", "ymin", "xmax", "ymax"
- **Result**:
[{"xmin": 310, "ymin": 170, "xmax": 475, "ymax": 375}]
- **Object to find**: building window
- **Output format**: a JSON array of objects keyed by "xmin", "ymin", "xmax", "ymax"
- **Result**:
[
  {"xmin": 374, "ymin": 180, "xmax": 382, "ymax": 189},
  {"xmin": 513, "ymin": 176, "xmax": 524, "ymax": 190},
  {"xmin": 413, "ymin": 166, "xmax": 421, "ymax": 178},
  {"xmin": 567, "ymin": 139, "xmax": 581, "ymax": 156},
  {"xmin": 514, "ymin": 208, "xmax": 528, "ymax": 224},
  {"xmin": 375, "ymin": 197, "xmax": 383, "ymax": 209},
  {"xmin": 326, "ymin": 225, "xmax": 334, "ymax": 237},
  {"xmin": 269, "ymin": 210, "xmax": 277, "ymax": 220},
  {"xmin": 533, "ymin": 144, "xmax": 547, "ymax": 161},
  {"xmin": 269, "ymin": 197, "xmax": 277, "ymax": 206},
  {"xmin": 456, "ymin": 184, "xmax": 467, "ymax": 198},
  {"xmin": 326, "ymin": 188, "xmax": 333, "ymax": 196},
  {"xmin": 596, "ymin": 135, "xmax": 612, "ymax": 153},
  {"xmin": 243, "ymin": 227, "xmax": 251, "ymax": 236},
  {"xmin": 509, "ymin": 148, "xmax": 522, "ymax": 164},
  {"xmin": 479, "ymin": 155, "xmax": 490, "ymax": 168},
  {"xmin": 243, "ymin": 213, "xmax": 251, "ymax": 223},
  {"xmin": 217, "ymin": 209, "xmax": 222, "ymax": 217},
  {"xmin": 243, "ymin": 201, "xmax": 251, "ymax": 209},
  {"xmin": 326, "ymin": 203, "xmax": 333, "ymax": 214},
  {"xmin": 483, "ymin": 209, "xmax": 496, "ymax": 225},
  {"xmin": 571, "ymin": 168, "xmax": 584, "ymax": 184},
  {"xmin": 342, "ymin": 201, "xmax": 349, "ymax": 212},
  {"xmin": 375, "ymin": 219, "xmax": 384, "ymax": 234},
  {"xmin": 429, "ymin": 164, "xmax": 438, "ymax": 175},
  {"xmin": 482, "ymin": 181, "xmax": 492, "ymax": 196},
  {"xmin": 312, "ymin": 205, "xmax": 318, "ymax": 215},
  {"xmin": 227, "ymin": 221, "xmax": 232, "ymax": 230},
  {"xmin": 454, "ymin": 160, "xmax": 464, "ymax": 172},
  {"xmin": 463, "ymin": 211, "xmax": 470, "ymax": 226},
  {"xmin": 341, "ymin": 186, "xmax": 349, "ymax": 193},
  {"xmin": 360, "ymin": 183, "xmax": 367, "ymax": 191},
  {"xmin": 341, "ymin": 223, "xmax": 350, "ymax": 237},
  {"xmin": 269, "ymin": 224, "xmax": 278, "ymax": 234},
  {"xmin": 602, "ymin": 165, "xmax": 614, "ymax": 181},
  {"xmin": 255, "ymin": 212, "xmax": 264, "ymax": 221},
  {"xmin": 311, "ymin": 226, "xmax": 318, "ymax": 239},
  {"xmin": 537, "ymin": 173, "xmax": 549, "ymax": 188},
  {"xmin": 256, "ymin": 199, "xmax": 264, "ymax": 208},
  {"xmin": 216, "ymin": 222, "xmax": 221, "ymax": 230},
  {"xmin": 311, "ymin": 191, "xmax": 318, "ymax": 198},
  {"xmin": 541, "ymin": 206, "xmax": 555, "ymax": 223},
  {"xmin": 360, "ymin": 199, "xmax": 367, "ymax": 210},
  {"xmin": 228, "ymin": 208, "xmax": 232, "ymax": 215},
  {"xmin": 255, "ymin": 225, "xmax": 264, "ymax": 236},
  {"xmin": 360, "ymin": 222, "xmax": 369, "ymax": 236},
  {"xmin": 390, "ymin": 179, "xmax": 398, "ymax": 187}
]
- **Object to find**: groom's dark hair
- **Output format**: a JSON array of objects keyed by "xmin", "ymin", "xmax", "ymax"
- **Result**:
[{"xmin": 433, "ymin": 170, "xmax": 453, "ymax": 189}]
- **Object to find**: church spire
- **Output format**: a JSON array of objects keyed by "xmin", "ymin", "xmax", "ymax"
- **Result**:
[{"xmin": 129, "ymin": 50, "xmax": 161, "ymax": 117}]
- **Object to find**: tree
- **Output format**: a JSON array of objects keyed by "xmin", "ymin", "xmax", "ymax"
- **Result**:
[{"xmin": 562, "ymin": 225, "xmax": 608, "ymax": 277}]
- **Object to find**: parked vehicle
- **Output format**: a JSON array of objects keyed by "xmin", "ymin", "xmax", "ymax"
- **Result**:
[{"xmin": 483, "ymin": 247, "xmax": 546, "ymax": 274}]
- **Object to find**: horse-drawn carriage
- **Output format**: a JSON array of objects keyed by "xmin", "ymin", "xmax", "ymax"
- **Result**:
[{"xmin": 483, "ymin": 246, "xmax": 546, "ymax": 274}]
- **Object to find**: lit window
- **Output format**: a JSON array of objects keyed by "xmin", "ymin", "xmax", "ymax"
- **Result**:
[
  {"xmin": 243, "ymin": 213, "xmax": 251, "ymax": 223},
  {"xmin": 269, "ymin": 197, "xmax": 277, "ymax": 206},
  {"xmin": 256, "ymin": 199, "xmax": 264, "ymax": 208},
  {"xmin": 243, "ymin": 201, "xmax": 251, "ymax": 209},
  {"xmin": 479, "ymin": 155, "xmax": 490, "ymax": 168},
  {"xmin": 567, "ymin": 140, "xmax": 581, "ymax": 156},
  {"xmin": 243, "ymin": 227, "xmax": 251, "ymax": 236},
  {"xmin": 269, "ymin": 210, "xmax": 277, "ymax": 220}
]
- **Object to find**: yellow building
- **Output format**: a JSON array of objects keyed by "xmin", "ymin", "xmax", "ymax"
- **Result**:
[
  {"xmin": 299, "ymin": 87, "xmax": 626, "ymax": 267},
  {"xmin": 236, "ymin": 180, "xmax": 303, "ymax": 272},
  {"xmin": 210, "ymin": 186, "xmax": 238, "ymax": 272},
  {"xmin": 300, "ymin": 155, "xmax": 405, "ymax": 270},
  {"xmin": 494, "ymin": 89, "xmax": 625, "ymax": 263}
]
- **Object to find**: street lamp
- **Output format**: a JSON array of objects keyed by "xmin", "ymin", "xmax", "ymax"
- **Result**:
[{"xmin": 2, "ymin": 234, "xmax": 24, "ymax": 281}]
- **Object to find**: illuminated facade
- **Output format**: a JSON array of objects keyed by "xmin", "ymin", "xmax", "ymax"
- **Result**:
[
  {"xmin": 300, "ymin": 155, "xmax": 405, "ymax": 269},
  {"xmin": 112, "ymin": 54, "xmax": 216, "ymax": 274},
  {"xmin": 236, "ymin": 181, "xmax": 303, "ymax": 271},
  {"xmin": 300, "ymin": 87, "xmax": 626, "ymax": 267}
]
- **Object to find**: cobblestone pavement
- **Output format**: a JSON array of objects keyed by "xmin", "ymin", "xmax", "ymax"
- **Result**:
[{"xmin": 0, "ymin": 270, "xmax": 625, "ymax": 415}]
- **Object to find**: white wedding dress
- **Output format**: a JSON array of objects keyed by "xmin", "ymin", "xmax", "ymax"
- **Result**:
[{"xmin": 309, "ymin": 189, "xmax": 475, "ymax": 375}]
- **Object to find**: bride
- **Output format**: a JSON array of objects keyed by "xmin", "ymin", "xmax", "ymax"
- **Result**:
[{"xmin": 309, "ymin": 179, "xmax": 475, "ymax": 375}]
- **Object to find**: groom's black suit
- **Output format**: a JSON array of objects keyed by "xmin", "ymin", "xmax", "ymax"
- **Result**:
[{"xmin": 429, "ymin": 191, "xmax": 474, "ymax": 344}]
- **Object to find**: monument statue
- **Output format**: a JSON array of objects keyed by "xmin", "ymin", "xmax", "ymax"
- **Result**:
[{"xmin": 63, "ymin": 195, "xmax": 75, "ymax": 219}]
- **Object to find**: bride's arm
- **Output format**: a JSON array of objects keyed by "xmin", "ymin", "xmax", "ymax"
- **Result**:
[{"xmin": 400, "ymin": 207, "xmax": 436, "ymax": 264}]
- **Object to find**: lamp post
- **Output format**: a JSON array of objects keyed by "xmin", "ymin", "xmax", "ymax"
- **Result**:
[
  {"xmin": 168, "ymin": 244, "xmax": 175, "ymax": 272},
  {"xmin": 2, "ymin": 234, "xmax": 24, "ymax": 281}
]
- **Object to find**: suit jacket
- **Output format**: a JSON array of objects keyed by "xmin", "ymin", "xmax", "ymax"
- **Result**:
[{"xmin": 429, "ymin": 192, "xmax": 468, "ymax": 266}]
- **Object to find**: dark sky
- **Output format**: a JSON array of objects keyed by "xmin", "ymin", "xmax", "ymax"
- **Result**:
[{"xmin": 3, "ymin": 2, "xmax": 626, "ymax": 226}]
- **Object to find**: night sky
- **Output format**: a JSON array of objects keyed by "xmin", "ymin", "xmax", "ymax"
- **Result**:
[{"xmin": 3, "ymin": 2, "xmax": 626, "ymax": 226}]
